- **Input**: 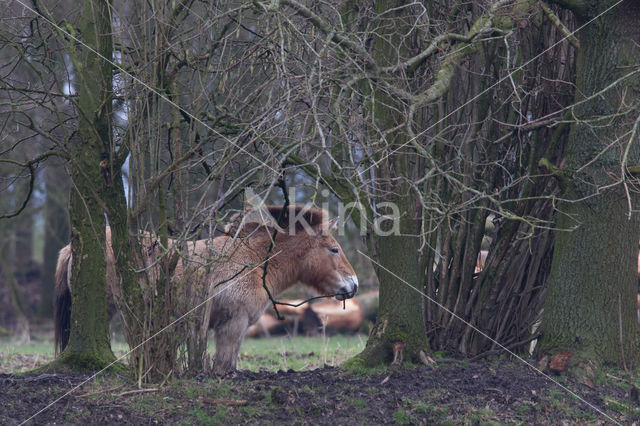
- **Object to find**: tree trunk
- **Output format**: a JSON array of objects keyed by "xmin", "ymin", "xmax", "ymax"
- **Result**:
[
  {"xmin": 355, "ymin": 220, "xmax": 430, "ymax": 366},
  {"xmin": 44, "ymin": 0, "xmax": 118, "ymax": 371},
  {"xmin": 539, "ymin": 1, "xmax": 640, "ymax": 381},
  {"xmin": 347, "ymin": 0, "xmax": 430, "ymax": 368}
]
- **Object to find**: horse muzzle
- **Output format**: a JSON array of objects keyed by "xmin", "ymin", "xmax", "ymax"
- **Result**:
[{"xmin": 335, "ymin": 275, "xmax": 359, "ymax": 300}]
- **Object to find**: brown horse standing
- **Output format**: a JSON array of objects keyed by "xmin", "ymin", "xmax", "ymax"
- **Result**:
[{"xmin": 54, "ymin": 205, "xmax": 359, "ymax": 374}]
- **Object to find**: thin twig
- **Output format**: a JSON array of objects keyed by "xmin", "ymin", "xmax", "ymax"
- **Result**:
[{"xmin": 114, "ymin": 388, "xmax": 159, "ymax": 398}]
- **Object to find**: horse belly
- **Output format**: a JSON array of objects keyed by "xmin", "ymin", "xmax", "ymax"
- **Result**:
[{"xmin": 208, "ymin": 302, "xmax": 235, "ymax": 329}]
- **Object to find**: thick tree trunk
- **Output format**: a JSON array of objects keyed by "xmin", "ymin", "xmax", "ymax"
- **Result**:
[
  {"xmin": 354, "ymin": 223, "xmax": 430, "ymax": 366},
  {"xmin": 540, "ymin": 192, "xmax": 638, "ymax": 373},
  {"xmin": 539, "ymin": 1, "xmax": 640, "ymax": 380},
  {"xmin": 44, "ymin": 0, "xmax": 118, "ymax": 371},
  {"xmin": 104, "ymin": 168, "xmax": 142, "ymax": 374},
  {"xmin": 347, "ymin": 0, "xmax": 430, "ymax": 368},
  {"xmin": 58, "ymin": 192, "xmax": 115, "ymax": 369}
]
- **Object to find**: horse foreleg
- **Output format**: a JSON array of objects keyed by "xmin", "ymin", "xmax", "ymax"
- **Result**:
[{"xmin": 213, "ymin": 315, "xmax": 249, "ymax": 375}]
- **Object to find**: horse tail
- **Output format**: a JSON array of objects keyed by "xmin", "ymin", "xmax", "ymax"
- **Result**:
[{"xmin": 54, "ymin": 245, "xmax": 72, "ymax": 356}]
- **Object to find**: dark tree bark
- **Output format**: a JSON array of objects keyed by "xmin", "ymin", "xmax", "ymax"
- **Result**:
[
  {"xmin": 539, "ymin": 0, "xmax": 640, "ymax": 382},
  {"xmin": 355, "ymin": 213, "xmax": 430, "ymax": 366},
  {"xmin": 425, "ymin": 2, "xmax": 572, "ymax": 357},
  {"xmin": 44, "ymin": 0, "xmax": 118, "ymax": 371},
  {"xmin": 347, "ymin": 0, "xmax": 430, "ymax": 368}
]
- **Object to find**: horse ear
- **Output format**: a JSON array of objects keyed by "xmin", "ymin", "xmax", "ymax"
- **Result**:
[{"xmin": 326, "ymin": 217, "xmax": 339, "ymax": 232}]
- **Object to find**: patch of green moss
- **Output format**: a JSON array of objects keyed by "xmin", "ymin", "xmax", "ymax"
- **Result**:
[
  {"xmin": 340, "ymin": 357, "xmax": 391, "ymax": 376},
  {"xmin": 390, "ymin": 330, "xmax": 410, "ymax": 342},
  {"xmin": 341, "ymin": 356, "xmax": 366, "ymax": 370},
  {"xmin": 432, "ymin": 350, "xmax": 450, "ymax": 359},
  {"xmin": 35, "ymin": 352, "xmax": 125, "ymax": 374}
]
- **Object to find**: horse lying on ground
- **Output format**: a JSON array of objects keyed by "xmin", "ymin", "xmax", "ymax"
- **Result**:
[
  {"xmin": 245, "ymin": 297, "xmax": 364, "ymax": 338},
  {"xmin": 55, "ymin": 205, "xmax": 359, "ymax": 374}
]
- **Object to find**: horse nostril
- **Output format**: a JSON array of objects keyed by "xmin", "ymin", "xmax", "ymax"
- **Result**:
[
  {"xmin": 350, "ymin": 275, "xmax": 359, "ymax": 294},
  {"xmin": 335, "ymin": 275, "xmax": 359, "ymax": 300}
]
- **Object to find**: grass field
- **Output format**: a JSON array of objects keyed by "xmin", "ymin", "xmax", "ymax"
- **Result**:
[
  {"xmin": 235, "ymin": 334, "xmax": 366, "ymax": 371},
  {"xmin": 0, "ymin": 333, "xmax": 366, "ymax": 374}
]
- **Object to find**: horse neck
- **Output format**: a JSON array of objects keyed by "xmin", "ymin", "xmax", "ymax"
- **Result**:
[{"xmin": 259, "ymin": 233, "xmax": 309, "ymax": 296}]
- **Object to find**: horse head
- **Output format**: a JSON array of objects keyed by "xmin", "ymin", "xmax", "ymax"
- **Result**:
[
  {"xmin": 229, "ymin": 204, "xmax": 360, "ymax": 300},
  {"xmin": 296, "ymin": 216, "xmax": 359, "ymax": 301}
]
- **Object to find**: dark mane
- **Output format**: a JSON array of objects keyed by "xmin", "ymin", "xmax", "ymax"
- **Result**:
[{"xmin": 225, "ymin": 205, "xmax": 328, "ymax": 237}]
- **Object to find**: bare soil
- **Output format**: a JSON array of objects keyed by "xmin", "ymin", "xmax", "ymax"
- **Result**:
[{"xmin": 1, "ymin": 358, "xmax": 638, "ymax": 424}]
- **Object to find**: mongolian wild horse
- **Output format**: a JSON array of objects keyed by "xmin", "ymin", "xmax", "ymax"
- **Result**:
[{"xmin": 54, "ymin": 205, "xmax": 359, "ymax": 374}]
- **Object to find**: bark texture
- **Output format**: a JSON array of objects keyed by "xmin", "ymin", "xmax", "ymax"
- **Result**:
[
  {"xmin": 44, "ymin": 0, "xmax": 118, "ymax": 371},
  {"xmin": 355, "ymin": 224, "xmax": 429, "ymax": 366},
  {"xmin": 539, "ymin": 0, "xmax": 640, "ymax": 379},
  {"xmin": 347, "ymin": 0, "xmax": 430, "ymax": 367}
]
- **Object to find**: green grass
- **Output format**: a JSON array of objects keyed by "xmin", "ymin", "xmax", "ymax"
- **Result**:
[
  {"xmin": 392, "ymin": 408, "xmax": 413, "ymax": 425},
  {"xmin": 0, "ymin": 333, "xmax": 366, "ymax": 373},
  {"xmin": 0, "ymin": 336, "xmax": 131, "ymax": 373},
  {"xmin": 233, "ymin": 334, "xmax": 366, "ymax": 371},
  {"xmin": 0, "ymin": 341, "xmax": 53, "ymax": 356},
  {"xmin": 0, "ymin": 340, "xmax": 129, "ymax": 356}
]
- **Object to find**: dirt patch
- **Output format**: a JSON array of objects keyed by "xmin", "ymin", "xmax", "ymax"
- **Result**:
[{"xmin": 1, "ymin": 360, "xmax": 638, "ymax": 424}]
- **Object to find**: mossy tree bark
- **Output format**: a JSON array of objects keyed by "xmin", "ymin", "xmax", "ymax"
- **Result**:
[
  {"xmin": 46, "ymin": 0, "xmax": 118, "ymax": 371},
  {"xmin": 356, "ymin": 212, "xmax": 429, "ymax": 366},
  {"xmin": 539, "ymin": 0, "xmax": 640, "ymax": 381},
  {"xmin": 103, "ymin": 152, "xmax": 140, "ymax": 376},
  {"xmin": 349, "ymin": 0, "xmax": 430, "ymax": 367}
]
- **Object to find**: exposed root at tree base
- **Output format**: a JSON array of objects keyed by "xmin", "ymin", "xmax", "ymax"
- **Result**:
[
  {"xmin": 343, "ymin": 339, "xmax": 430, "ymax": 370},
  {"xmin": 538, "ymin": 350, "xmax": 601, "ymax": 388}
]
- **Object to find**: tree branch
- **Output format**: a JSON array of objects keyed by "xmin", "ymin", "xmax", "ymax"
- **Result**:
[{"xmin": 540, "ymin": 1, "xmax": 579, "ymax": 49}]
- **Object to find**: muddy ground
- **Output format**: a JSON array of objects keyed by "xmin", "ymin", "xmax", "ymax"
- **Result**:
[{"xmin": 1, "ymin": 357, "xmax": 638, "ymax": 425}]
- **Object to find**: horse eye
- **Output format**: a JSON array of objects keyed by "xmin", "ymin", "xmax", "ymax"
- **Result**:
[{"xmin": 329, "ymin": 247, "xmax": 339, "ymax": 254}]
